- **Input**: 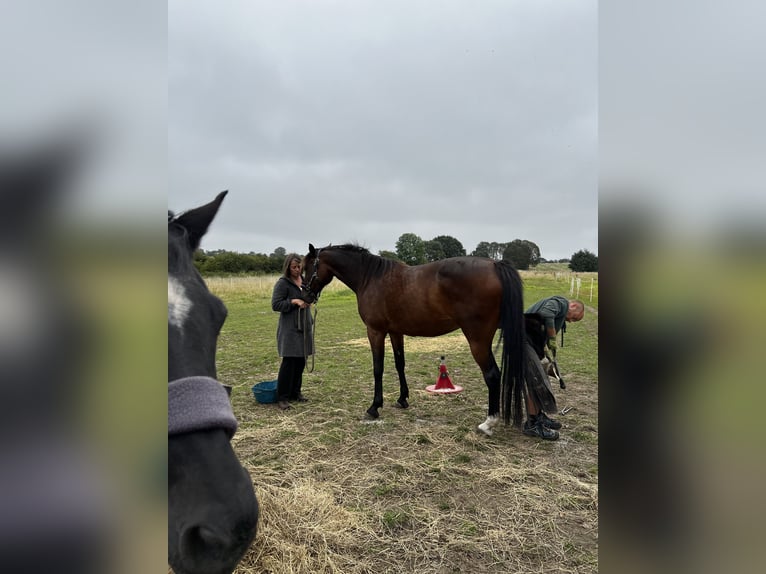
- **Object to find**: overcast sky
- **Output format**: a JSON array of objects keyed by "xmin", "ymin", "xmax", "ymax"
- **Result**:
[{"xmin": 169, "ymin": 1, "xmax": 597, "ymax": 260}]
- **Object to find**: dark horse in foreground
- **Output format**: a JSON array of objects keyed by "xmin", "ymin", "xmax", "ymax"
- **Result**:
[
  {"xmin": 302, "ymin": 244, "xmax": 526, "ymax": 436},
  {"xmin": 168, "ymin": 191, "xmax": 258, "ymax": 574}
]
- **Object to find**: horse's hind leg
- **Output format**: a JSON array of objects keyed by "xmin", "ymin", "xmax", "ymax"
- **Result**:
[
  {"xmin": 466, "ymin": 335, "xmax": 501, "ymax": 436},
  {"xmin": 366, "ymin": 328, "xmax": 386, "ymax": 419},
  {"xmin": 389, "ymin": 332, "xmax": 409, "ymax": 409}
]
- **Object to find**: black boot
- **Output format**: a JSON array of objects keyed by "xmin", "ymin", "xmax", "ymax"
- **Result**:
[
  {"xmin": 538, "ymin": 411, "xmax": 562, "ymax": 430},
  {"xmin": 523, "ymin": 415, "xmax": 559, "ymax": 440}
]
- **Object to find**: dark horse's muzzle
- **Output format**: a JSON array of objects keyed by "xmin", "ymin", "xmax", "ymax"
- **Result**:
[{"xmin": 168, "ymin": 377, "xmax": 259, "ymax": 574}]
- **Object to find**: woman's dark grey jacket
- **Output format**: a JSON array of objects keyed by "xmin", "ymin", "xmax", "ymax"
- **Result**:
[{"xmin": 271, "ymin": 276, "xmax": 314, "ymax": 357}]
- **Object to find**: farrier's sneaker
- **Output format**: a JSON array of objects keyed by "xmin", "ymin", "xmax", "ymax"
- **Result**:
[
  {"xmin": 523, "ymin": 416, "xmax": 559, "ymax": 440},
  {"xmin": 538, "ymin": 411, "xmax": 562, "ymax": 430}
]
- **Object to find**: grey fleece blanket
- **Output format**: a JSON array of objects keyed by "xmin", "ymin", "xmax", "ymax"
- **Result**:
[{"xmin": 168, "ymin": 376, "xmax": 238, "ymax": 437}]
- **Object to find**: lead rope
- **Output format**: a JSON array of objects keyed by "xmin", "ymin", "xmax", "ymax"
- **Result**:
[{"xmin": 305, "ymin": 304, "xmax": 318, "ymax": 373}]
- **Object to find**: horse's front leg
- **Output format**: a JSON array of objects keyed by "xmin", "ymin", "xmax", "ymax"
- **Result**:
[
  {"xmin": 366, "ymin": 328, "xmax": 386, "ymax": 419},
  {"xmin": 389, "ymin": 332, "xmax": 409, "ymax": 409}
]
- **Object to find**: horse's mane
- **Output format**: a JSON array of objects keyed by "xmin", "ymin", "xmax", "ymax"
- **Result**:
[
  {"xmin": 322, "ymin": 243, "xmax": 401, "ymax": 280},
  {"xmin": 327, "ymin": 243, "xmax": 370, "ymax": 255}
]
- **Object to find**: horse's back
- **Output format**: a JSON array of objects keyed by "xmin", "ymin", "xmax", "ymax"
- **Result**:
[
  {"xmin": 430, "ymin": 257, "xmax": 502, "ymax": 301},
  {"xmin": 361, "ymin": 257, "xmax": 502, "ymax": 336}
]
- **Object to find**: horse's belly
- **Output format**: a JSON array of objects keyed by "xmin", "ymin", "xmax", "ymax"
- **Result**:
[{"xmin": 392, "ymin": 316, "xmax": 458, "ymax": 337}]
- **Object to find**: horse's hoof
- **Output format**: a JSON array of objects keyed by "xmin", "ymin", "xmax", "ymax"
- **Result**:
[
  {"xmin": 477, "ymin": 416, "xmax": 499, "ymax": 437},
  {"xmin": 365, "ymin": 410, "xmax": 379, "ymax": 420},
  {"xmin": 477, "ymin": 422, "xmax": 494, "ymax": 437},
  {"xmin": 393, "ymin": 400, "xmax": 409, "ymax": 409}
]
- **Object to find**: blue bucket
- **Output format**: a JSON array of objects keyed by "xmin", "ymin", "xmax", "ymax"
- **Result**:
[{"xmin": 252, "ymin": 380, "xmax": 278, "ymax": 404}]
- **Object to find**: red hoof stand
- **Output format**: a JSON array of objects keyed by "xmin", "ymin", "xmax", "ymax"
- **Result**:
[{"xmin": 426, "ymin": 355, "xmax": 464, "ymax": 394}]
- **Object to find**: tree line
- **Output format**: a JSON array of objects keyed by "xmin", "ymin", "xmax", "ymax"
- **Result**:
[
  {"xmin": 193, "ymin": 235, "xmax": 597, "ymax": 275},
  {"xmin": 194, "ymin": 247, "xmax": 289, "ymax": 275}
]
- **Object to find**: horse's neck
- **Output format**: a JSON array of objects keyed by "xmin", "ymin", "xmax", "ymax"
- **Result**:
[{"xmin": 327, "ymin": 251, "xmax": 366, "ymax": 293}]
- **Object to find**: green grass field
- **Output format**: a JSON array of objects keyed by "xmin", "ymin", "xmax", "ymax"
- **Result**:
[{"xmin": 211, "ymin": 269, "xmax": 598, "ymax": 574}]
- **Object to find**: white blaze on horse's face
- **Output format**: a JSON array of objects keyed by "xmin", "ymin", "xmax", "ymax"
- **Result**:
[{"xmin": 168, "ymin": 276, "xmax": 192, "ymax": 329}]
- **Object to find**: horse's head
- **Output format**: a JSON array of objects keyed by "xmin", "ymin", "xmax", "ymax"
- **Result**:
[
  {"xmin": 302, "ymin": 243, "xmax": 332, "ymax": 303},
  {"xmin": 168, "ymin": 193, "xmax": 229, "ymax": 382},
  {"xmin": 168, "ymin": 191, "xmax": 259, "ymax": 574}
]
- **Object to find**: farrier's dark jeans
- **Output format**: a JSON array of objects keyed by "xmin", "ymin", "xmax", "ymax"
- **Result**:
[{"xmin": 277, "ymin": 356, "xmax": 306, "ymax": 401}]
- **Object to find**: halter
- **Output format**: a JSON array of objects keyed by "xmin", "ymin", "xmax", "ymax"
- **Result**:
[
  {"xmin": 168, "ymin": 376, "xmax": 238, "ymax": 438},
  {"xmin": 300, "ymin": 249, "xmax": 322, "ymax": 372},
  {"xmin": 303, "ymin": 248, "xmax": 323, "ymax": 303}
]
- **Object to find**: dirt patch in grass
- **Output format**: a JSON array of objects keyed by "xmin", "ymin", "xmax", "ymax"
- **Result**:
[{"xmin": 341, "ymin": 333, "xmax": 468, "ymax": 355}]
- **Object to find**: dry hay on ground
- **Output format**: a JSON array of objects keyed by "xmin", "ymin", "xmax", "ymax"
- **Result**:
[{"xmin": 230, "ymin": 375, "xmax": 598, "ymax": 574}]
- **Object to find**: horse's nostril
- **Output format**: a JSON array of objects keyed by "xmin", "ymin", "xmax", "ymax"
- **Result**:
[{"xmin": 181, "ymin": 524, "xmax": 230, "ymax": 565}]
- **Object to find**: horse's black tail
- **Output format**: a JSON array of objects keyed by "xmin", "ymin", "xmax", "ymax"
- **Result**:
[{"xmin": 494, "ymin": 260, "xmax": 526, "ymax": 427}]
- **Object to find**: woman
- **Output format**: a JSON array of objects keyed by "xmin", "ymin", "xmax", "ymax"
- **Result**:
[{"xmin": 271, "ymin": 253, "xmax": 313, "ymax": 410}]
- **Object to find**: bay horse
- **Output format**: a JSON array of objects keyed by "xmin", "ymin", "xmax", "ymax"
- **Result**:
[
  {"xmin": 168, "ymin": 191, "xmax": 258, "ymax": 574},
  {"xmin": 302, "ymin": 244, "xmax": 526, "ymax": 436}
]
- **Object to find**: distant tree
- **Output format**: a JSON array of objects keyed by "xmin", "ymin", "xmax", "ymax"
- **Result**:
[
  {"xmin": 395, "ymin": 233, "xmax": 426, "ymax": 265},
  {"xmin": 423, "ymin": 240, "xmax": 446, "ymax": 262},
  {"xmin": 471, "ymin": 241, "xmax": 491, "ymax": 258},
  {"xmin": 502, "ymin": 239, "xmax": 533, "ymax": 270},
  {"xmin": 431, "ymin": 235, "xmax": 466, "ymax": 259},
  {"xmin": 271, "ymin": 246, "xmax": 286, "ymax": 259},
  {"xmin": 193, "ymin": 249, "xmax": 207, "ymax": 263},
  {"xmin": 492, "ymin": 242, "xmax": 507, "ymax": 260},
  {"xmin": 193, "ymin": 248, "xmax": 291, "ymax": 275},
  {"xmin": 522, "ymin": 240, "xmax": 541, "ymax": 267},
  {"xmin": 268, "ymin": 246, "xmax": 287, "ymax": 271},
  {"xmin": 471, "ymin": 241, "xmax": 506, "ymax": 260},
  {"xmin": 378, "ymin": 250, "xmax": 402, "ymax": 262},
  {"xmin": 569, "ymin": 249, "xmax": 598, "ymax": 272}
]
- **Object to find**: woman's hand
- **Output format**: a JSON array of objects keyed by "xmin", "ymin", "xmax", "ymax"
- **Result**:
[{"xmin": 291, "ymin": 298, "xmax": 309, "ymax": 309}]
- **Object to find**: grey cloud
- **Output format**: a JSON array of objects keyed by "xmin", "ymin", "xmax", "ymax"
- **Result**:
[{"xmin": 169, "ymin": 1, "xmax": 597, "ymax": 259}]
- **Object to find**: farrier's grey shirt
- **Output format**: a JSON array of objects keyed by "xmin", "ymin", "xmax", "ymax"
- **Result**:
[{"xmin": 525, "ymin": 296, "xmax": 569, "ymax": 335}]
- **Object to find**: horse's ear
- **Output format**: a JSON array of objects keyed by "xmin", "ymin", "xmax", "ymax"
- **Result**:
[
  {"xmin": 175, "ymin": 190, "xmax": 228, "ymax": 251},
  {"xmin": 308, "ymin": 243, "xmax": 316, "ymax": 255}
]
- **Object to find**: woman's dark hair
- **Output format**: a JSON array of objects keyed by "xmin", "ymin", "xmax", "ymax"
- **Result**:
[{"xmin": 281, "ymin": 253, "xmax": 302, "ymax": 278}]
